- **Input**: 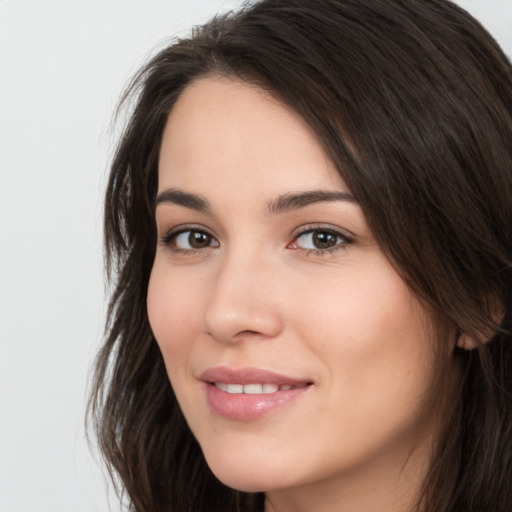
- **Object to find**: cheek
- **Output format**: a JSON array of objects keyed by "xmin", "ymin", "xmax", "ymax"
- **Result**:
[
  {"xmin": 289, "ymin": 263, "xmax": 415, "ymax": 346},
  {"xmin": 288, "ymin": 261, "xmax": 436, "ymax": 399},
  {"xmin": 147, "ymin": 263, "xmax": 203, "ymax": 366}
]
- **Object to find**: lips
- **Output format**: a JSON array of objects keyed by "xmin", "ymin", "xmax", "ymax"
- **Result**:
[
  {"xmin": 200, "ymin": 366, "xmax": 312, "ymax": 420},
  {"xmin": 201, "ymin": 366, "xmax": 311, "ymax": 386}
]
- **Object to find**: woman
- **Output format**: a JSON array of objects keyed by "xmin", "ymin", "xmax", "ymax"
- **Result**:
[{"xmin": 89, "ymin": 1, "xmax": 512, "ymax": 511}]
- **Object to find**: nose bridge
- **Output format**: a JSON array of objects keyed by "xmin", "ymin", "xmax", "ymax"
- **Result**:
[{"xmin": 203, "ymin": 242, "xmax": 282, "ymax": 343}]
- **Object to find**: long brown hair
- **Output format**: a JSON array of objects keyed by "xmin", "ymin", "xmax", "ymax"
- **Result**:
[{"xmin": 89, "ymin": 1, "xmax": 512, "ymax": 510}]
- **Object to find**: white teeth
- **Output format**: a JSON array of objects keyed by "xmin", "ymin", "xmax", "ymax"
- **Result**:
[
  {"xmin": 214, "ymin": 382, "xmax": 296, "ymax": 394},
  {"xmin": 243, "ymin": 383, "xmax": 263, "ymax": 394},
  {"xmin": 215, "ymin": 382, "xmax": 228, "ymax": 392},
  {"xmin": 262, "ymin": 383, "xmax": 279, "ymax": 393},
  {"xmin": 226, "ymin": 384, "xmax": 243, "ymax": 394}
]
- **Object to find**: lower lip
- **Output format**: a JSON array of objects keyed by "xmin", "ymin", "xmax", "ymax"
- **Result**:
[{"xmin": 205, "ymin": 383, "xmax": 311, "ymax": 420}]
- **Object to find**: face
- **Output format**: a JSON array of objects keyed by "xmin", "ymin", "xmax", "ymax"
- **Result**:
[{"xmin": 148, "ymin": 77, "xmax": 447, "ymax": 503}]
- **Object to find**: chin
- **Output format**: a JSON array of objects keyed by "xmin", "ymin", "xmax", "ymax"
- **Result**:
[
  {"xmin": 214, "ymin": 474, "xmax": 270, "ymax": 493},
  {"xmin": 208, "ymin": 465, "xmax": 269, "ymax": 492},
  {"xmin": 203, "ymin": 452, "xmax": 292, "ymax": 493}
]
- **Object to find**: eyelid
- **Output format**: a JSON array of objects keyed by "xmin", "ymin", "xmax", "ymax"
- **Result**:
[
  {"xmin": 288, "ymin": 224, "xmax": 354, "ymax": 254},
  {"xmin": 291, "ymin": 223, "xmax": 355, "ymax": 240},
  {"xmin": 160, "ymin": 224, "xmax": 219, "ymax": 250}
]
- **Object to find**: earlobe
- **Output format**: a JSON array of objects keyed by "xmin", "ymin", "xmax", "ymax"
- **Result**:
[
  {"xmin": 456, "ymin": 333, "xmax": 479, "ymax": 350},
  {"xmin": 456, "ymin": 295, "xmax": 504, "ymax": 351}
]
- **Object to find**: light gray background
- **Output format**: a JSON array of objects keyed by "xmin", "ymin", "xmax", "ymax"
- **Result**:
[{"xmin": 0, "ymin": 1, "xmax": 510, "ymax": 511}]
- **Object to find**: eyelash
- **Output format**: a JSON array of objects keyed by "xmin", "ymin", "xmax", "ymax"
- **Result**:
[
  {"xmin": 160, "ymin": 224, "xmax": 353, "ymax": 257},
  {"xmin": 160, "ymin": 225, "xmax": 219, "ymax": 255},
  {"xmin": 289, "ymin": 225, "xmax": 354, "ymax": 257}
]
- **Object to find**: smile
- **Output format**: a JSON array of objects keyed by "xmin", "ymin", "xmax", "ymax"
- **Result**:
[
  {"xmin": 214, "ymin": 382, "xmax": 305, "ymax": 394},
  {"xmin": 201, "ymin": 367, "xmax": 313, "ymax": 420}
]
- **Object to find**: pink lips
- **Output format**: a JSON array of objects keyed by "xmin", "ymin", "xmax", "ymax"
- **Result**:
[{"xmin": 200, "ymin": 366, "xmax": 312, "ymax": 420}]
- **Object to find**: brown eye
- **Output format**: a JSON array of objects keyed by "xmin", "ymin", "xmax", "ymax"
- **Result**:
[
  {"xmin": 167, "ymin": 229, "xmax": 219, "ymax": 251},
  {"xmin": 290, "ymin": 228, "xmax": 352, "ymax": 254},
  {"xmin": 311, "ymin": 231, "xmax": 339, "ymax": 249},
  {"xmin": 188, "ymin": 231, "xmax": 212, "ymax": 248}
]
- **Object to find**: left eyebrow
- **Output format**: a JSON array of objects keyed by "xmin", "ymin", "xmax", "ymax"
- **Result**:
[{"xmin": 267, "ymin": 190, "xmax": 357, "ymax": 214}]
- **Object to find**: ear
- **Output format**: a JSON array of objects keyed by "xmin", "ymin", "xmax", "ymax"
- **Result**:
[
  {"xmin": 456, "ymin": 332, "xmax": 479, "ymax": 350},
  {"xmin": 456, "ymin": 294, "xmax": 504, "ymax": 351}
]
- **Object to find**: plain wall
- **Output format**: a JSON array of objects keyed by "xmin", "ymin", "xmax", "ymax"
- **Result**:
[{"xmin": 0, "ymin": 1, "xmax": 510, "ymax": 511}]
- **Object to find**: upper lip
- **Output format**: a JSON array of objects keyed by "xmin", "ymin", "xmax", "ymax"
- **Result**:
[{"xmin": 200, "ymin": 366, "xmax": 312, "ymax": 386}]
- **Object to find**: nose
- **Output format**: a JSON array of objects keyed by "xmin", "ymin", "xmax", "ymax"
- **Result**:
[{"xmin": 203, "ymin": 250, "xmax": 283, "ymax": 344}]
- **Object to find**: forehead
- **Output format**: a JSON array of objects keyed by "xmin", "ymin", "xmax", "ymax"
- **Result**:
[{"xmin": 158, "ymin": 76, "xmax": 346, "ymax": 197}]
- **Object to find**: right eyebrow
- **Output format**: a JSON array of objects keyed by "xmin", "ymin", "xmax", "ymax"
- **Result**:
[{"xmin": 154, "ymin": 188, "xmax": 210, "ymax": 213}]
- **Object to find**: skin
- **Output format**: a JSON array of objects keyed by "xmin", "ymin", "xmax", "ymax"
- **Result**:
[{"xmin": 147, "ymin": 76, "xmax": 455, "ymax": 512}]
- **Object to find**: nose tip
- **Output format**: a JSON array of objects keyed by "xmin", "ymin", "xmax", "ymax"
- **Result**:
[
  {"xmin": 203, "ymin": 263, "xmax": 283, "ymax": 344},
  {"xmin": 205, "ymin": 308, "xmax": 282, "ymax": 343}
]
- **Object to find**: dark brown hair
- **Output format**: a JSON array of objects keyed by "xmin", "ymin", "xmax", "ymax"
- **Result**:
[{"xmin": 89, "ymin": 1, "xmax": 512, "ymax": 511}]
